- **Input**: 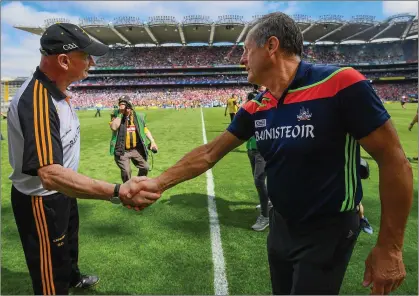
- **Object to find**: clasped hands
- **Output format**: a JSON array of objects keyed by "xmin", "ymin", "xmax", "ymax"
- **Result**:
[{"xmin": 118, "ymin": 176, "xmax": 162, "ymax": 211}]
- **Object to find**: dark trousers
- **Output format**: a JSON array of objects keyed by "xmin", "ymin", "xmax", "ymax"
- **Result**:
[
  {"xmin": 94, "ymin": 109, "xmax": 101, "ymax": 117},
  {"xmin": 11, "ymin": 186, "xmax": 81, "ymax": 295},
  {"xmin": 247, "ymin": 149, "xmax": 270, "ymax": 217},
  {"xmin": 267, "ymin": 209, "xmax": 360, "ymax": 295},
  {"xmin": 115, "ymin": 147, "xmax": 149, "ymax": 182},
  {"xmin": 229, "ymin": 113, "xmax": 235, "ymax": 122}
]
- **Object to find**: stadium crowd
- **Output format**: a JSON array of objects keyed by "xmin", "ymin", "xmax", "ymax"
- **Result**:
[
  {"xmin": 69, "ymin": 41, "xmax": 418, "ymax": 109},
  {"xmin": 80, "ymin": 75, "xmax": 246, "ymax": 85},
  {"xmin": 69, "ymin": 82, "xmax": 417, "ymax": 109},
  {"xmin": 95, "ymin": 41, "xmax": 418, "ymax": 68},
  {"xmin": 363, "ymin": 70, "xmax": 417, "ymax": 79},
  {"xmin": 78, "ymin": 70, "xmax": 417, "ymax": 86},
  {"xmin": 99, "ymin": 46, "xmax": 236, "ymax": 67},
  {"xmin": 372, "ymin": 82, "xmax": 418, "ymax": 101},
  {"xmin": 70, "ymin": 86, "xmax": 253, "ymax": 108}
]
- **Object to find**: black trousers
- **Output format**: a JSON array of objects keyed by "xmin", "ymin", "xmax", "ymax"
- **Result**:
[
  {"xmin": 267, "ymin": 209, "xmax": 360, "ymax": 295},
  {"xmin": 229, "ymin": 113, "xmax": 235, "ymax": 122},
  {"xmin": 11, "ymin": 186, "xmax": 81, "ymax": 295}
]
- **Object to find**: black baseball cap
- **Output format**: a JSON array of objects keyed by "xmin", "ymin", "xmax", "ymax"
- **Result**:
[
  {"xmin": 40, "ymin": 23, "xmax": 109, "ymax": 56},
  {"xmin": 118, "ymin": 95, "xmax": 130, "ymax": 104},
  {"xmin": 118, "ymin": 95, "xmax": 133, "ymax": 108}
]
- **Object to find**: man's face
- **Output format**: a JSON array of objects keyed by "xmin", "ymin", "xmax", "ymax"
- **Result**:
[
  {"xmin": 65, "ymin": 51, "xmax": 95, "ymax": 82},
  {"xmin": 119, "ymin": 103, "xmax": 126, "ymax": 113},
  {"xmin": 240, "ymin": 31, "xmax": 271, "ymax": 85}
]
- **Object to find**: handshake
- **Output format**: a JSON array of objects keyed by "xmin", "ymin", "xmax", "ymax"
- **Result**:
[{"xmin": 115, "ymin": 176, "xmax": 163, "ymax": 211}]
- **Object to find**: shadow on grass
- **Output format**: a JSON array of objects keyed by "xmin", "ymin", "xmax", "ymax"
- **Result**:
[
  {"xmin": 1, "ymin": 267, "xmax": 33, "ymax": 295},
  {"xmin": 1, "ymin": 268, "xmax": 137, "ymax": 295},
  {"xmin": 160, "ymin": 193, "xmax": 260, "ymax": 232},
  {"xmin": 70, "ymin": 287, "xmax": 133, "ymax": 295},
  {"xmin": 231, "ymin": 148, "xmax": 248, "ymax": 154}
]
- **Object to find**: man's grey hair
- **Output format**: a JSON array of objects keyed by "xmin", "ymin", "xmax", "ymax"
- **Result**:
[{"xmin": 248, "ymin": 12, "xmax": 303, "ymax": 56}]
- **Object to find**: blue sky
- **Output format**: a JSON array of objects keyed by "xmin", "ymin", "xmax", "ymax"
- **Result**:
[{"xmin": 1, "ymin": 1, "xmax": 417, "ymax": 78}]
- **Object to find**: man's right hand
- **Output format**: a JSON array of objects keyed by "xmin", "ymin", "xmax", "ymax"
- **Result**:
[{"xmin": 118, "ymin": 177, "xmax": 162, "ymax": 209}]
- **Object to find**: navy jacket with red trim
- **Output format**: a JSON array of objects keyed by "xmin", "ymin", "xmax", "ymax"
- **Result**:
[{"xmin": 227, "ymin": 61, "xmax": 390, "ymax": 223}]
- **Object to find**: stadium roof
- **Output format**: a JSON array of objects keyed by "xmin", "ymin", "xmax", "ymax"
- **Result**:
[{"xmin": 14, "ymin": 13, "xmax": 418, "ymax": 46}]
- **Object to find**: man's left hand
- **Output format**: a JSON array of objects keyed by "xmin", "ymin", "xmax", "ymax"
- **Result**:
[{"xmin": 363, "ymin": 245, "xmax": 406, "ymax": 295}]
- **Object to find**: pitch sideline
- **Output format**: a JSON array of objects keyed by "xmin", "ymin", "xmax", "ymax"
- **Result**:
[{"xmin": 200, "ymin": 107, "xmax": 229, "ymax": 295}]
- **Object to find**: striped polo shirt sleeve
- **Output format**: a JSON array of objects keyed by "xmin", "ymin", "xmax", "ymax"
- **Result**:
[
  {"xmin": 336, "ymin": 69, "xmax": 391, "ymax": 140},
  {"xmin": 18, "ymin": 79, "xmax": 63, "ymax": 176}
]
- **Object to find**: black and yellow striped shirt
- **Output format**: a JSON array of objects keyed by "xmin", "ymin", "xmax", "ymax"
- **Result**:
[
  {"xmin": 7, "ymin": 66, "xmax": 80, "ymax": 197},
  {"xmin": 125, "ymin": 114, "xmax": 139, "ymax": 150}
]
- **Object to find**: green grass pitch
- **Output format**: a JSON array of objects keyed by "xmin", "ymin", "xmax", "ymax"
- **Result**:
[{"xmin": 1, "ymin": 103, "xmax": 417, "ymax": 295}]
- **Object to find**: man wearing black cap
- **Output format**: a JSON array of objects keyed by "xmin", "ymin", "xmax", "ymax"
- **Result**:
[
  {"xmin": 7, "ymin": 23, "xmax": 160, "ymax": 295},
  {"xmin": 110, "ymin": 95, "xmax": 158, "ymax": 182}
]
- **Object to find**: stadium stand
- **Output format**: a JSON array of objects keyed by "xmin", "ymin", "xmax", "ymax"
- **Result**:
[
  {"xmin": 9, "ymin": 13, "xmax": 419, "ymax": 109},
  {"xmin": 91, "ymin": 41, "xmax": 418, "ymax": 68}
]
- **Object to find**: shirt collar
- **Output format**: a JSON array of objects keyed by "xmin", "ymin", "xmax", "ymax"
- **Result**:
[
  {"xmin": 287, "ymin": 60, "xmax": 312, "ymax": 91},
  {"xmin": 33, "ymin": 67, "xmax": 67, "ymax": 101},
  {"xmin": 263, "ymin": 60, "xmax": 312, "ymax": 104}
]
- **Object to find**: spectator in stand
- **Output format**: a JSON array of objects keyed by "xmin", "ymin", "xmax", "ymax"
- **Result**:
[
  {"xmin": 92, "ymin": 40, "xmax": 417, "ymax": 68},
  {"xmin": 68, "ymin": 82, "xmax": 417, "ymax": 109}
]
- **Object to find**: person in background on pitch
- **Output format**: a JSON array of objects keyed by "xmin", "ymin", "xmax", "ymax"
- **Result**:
[
  {"xmin": 358, "ymin": 203, "xmax": 373, "ymax": 234},
  {"xmin": 94, "ymin": 102, "xmax": 102, "ymax": 117},
  {"xmin": 7, "ymin": 23, "xmax": 159, "ymax": 296},
  {"xmin": 126, "ymin": 12, "xmax": 413, "ymax": 295},
  {"xmin": 1, "ymin": 112, "xmax": 6, "ymax": 140},
  {"xmin": 246, "ymin": 85, "xmax": 272, "ymax": 231},
  {"xmin": 225, "ymin": 93, "xmax": 239, "ymax": 122},
  {"xmin": 110, "ymin": 95, "xmax": 158, "ymax": 182},
  {"xmin": 408, "ymin": 106, "xmax": 418, "ymax": 161},
  {"xmin": 358, "ymin": 158, "xmax": 373, "ymax": 234},
  {"xmin": 400, "ymin": 95, "xmax": 407, "ymax": 109}
]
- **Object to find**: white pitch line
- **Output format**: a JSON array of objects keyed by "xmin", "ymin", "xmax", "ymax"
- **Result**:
[{"xmin": 200, "ymin": 107, "xmax": 229, "ymax": 296}]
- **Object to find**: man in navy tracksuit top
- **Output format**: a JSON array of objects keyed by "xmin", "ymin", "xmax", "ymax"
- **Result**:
[{"xmin": 132, "ymin": 12, "xmax": 413, "ymax": 295}]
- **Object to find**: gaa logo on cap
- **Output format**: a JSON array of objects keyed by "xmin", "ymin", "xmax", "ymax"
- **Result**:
[{"xmin": 63, "ymin": 43, "xmax": 79, "ymax": 51}]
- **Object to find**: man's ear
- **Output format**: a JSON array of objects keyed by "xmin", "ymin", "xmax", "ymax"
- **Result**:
[
  {"xmin": 267, "ymin": 36, "xmax": 280, "ymax": 56},
  {"xmin": 57, "ymin": 54, "xmax": 70, "ymax": 71}
]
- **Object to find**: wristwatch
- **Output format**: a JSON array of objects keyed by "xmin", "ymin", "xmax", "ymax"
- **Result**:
[{"xmin": 109, "ymin": 184, "xmax": 121, "ymax": 204}]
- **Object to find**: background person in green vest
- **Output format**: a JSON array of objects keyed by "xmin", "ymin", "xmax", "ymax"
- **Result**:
[
  {"xmin": 109, "ymin": 95, "xmax": 158, "ymax": 182},
  {"xmin": 245, "ymin": 85, "xmax": 272, "ymax": 231}
]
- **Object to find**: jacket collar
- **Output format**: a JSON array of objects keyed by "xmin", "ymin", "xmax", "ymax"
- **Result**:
[
  {"xmin": 33, "ymin": 67, "xmax": 67, "ymax": 100},
  {"xmin": 287, "ymin": 60, "xmax": 312, "ymax": 90}
]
